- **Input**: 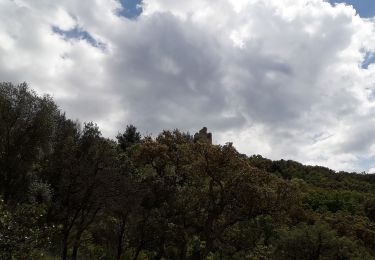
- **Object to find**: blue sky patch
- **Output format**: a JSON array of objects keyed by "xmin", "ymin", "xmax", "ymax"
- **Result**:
[
  {"xmin": 52, "ymin": 26, "xmax": 105, "ymax": 49},
  {"xmin": 329, "ymin": 0, "xmax": 375, "ymax": 18},
  {"xmin": 362, "ymin": 52, "xmax": 375, "ymax": 69},
  {"xmin": 118, "ymin": 0, "xmax": 143, "ymax": 19}
]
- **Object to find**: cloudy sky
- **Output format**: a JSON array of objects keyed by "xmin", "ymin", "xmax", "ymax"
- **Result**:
[{"xmin": 1, "ymin": 0, "xmax": 375, "ymax": 172}]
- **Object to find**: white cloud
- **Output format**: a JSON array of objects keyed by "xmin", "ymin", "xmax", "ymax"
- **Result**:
[{"xmin": 1, "ymin": 0, "xmax": 375, "ymax": 171}]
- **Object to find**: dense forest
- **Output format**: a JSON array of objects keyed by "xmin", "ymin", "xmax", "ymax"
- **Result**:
[{"xmin": 2, "ymin": 82, "xmax": 375, "ymax": 259}]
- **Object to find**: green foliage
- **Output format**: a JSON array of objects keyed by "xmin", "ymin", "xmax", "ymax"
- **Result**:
[
  {"xmin": 117, "ymin": 124, "xmax": 141, "ymax": 151},
  {"xmin": 0, "ymin": 198, "xmax": 55, "ymax": 259},
  {"xmin": 303, "ymin": 190, "xmax": 363, "ymax": 214},
  {"xmin": 275, "ymin": 222, "xmax": 372, "ymax": 259},
  {"xmin": 2, "ymin": 82, "xmax": 375, "ymax": 259},
  {"xmin": 0, "ymin": 82, "xmax": 58, "ymax": 203},
  {"xmin": 28, "ymin": 180, "xmax": 53, "ymax": 205}
]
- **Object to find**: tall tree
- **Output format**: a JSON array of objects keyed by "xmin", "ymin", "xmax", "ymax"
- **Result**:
[
  {"xmin": 117, "ymin": 124, "xmax": 141, "ymax": 151},
  {"xmin": 0, "ymin": 82, "xmax": 57, "ymax": 203},
  {"xmin": 45, "ymin": 121, "xmax": 118, "ymax": 260}
]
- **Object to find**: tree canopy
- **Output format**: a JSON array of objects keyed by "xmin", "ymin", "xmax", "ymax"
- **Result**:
[{"xmin": 1, "ymin": 82, "xmax": 375, "ymax": 259}]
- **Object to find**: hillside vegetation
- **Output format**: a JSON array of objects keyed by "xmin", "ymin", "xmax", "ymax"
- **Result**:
[{"xmin": 2, "ymin": 82, "xmax": 375, "ymax": 259}]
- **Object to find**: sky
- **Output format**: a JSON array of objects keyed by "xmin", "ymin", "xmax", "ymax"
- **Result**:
[
  {"xmin": 329, "ymin": 0, "xmax": 375, "ymax": 18},
  {"xmin": 2, "ymin": 0, "xmax": 375, "ymax": 172}
]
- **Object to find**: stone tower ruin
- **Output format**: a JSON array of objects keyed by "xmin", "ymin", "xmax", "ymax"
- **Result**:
[{"xmin": 193, "ymin": 127, "xmax": 212, "ymax": 144}]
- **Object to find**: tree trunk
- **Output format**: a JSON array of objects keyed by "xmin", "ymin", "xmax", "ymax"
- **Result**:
[
  {"xmin": 154, "ymin": 236, "xmax": 165, "ymax": 260},
  {"xmin": 116, "ymin": 220, "xmax": 126, "ymax": 260},
  {"xmin": 133, "ymin": 242, "xmax": 144, "ymax": 260},
  {"xmin": 3, "ymin": 169, "xmax": 11, "ymax": 204},
  {"xmin": 62, "ymin": 235, "xmax": 69, "ymax": 260},
  {"xmin": 61, "ymin": 210, "xmax": 80, "ymax": 260},
  {"xmin": 71, "ymin": 241, "xmax": 79, "ymax": 260},
  {"xmin": 71, "ymin": 230, "xmax": 84, "ymax": 260},
  {"xmin": 178, "ymin": 240, "xmax": 187, "ymax": 260}
]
